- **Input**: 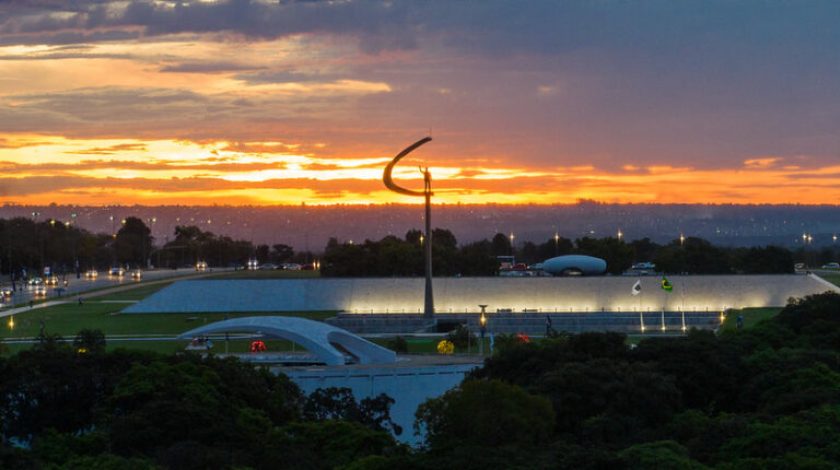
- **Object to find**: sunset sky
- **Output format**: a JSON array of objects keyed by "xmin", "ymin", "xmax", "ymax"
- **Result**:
[{"xmin": 2, "ymin": 1, "xmax": 840, "ymax": 206}]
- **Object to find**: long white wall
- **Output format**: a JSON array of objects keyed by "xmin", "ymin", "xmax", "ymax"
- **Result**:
[{"xmin": 124, "ymin": 274, "xmax": 838, "ymax": 314}]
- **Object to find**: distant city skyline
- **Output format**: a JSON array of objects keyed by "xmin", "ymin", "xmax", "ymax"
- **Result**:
[
  {"xmin": 3, "ymin": 203, "xmax": 839, "ymax": 252},
  {"xmin": 3, "ymin": 2, "xmax": 840, "ymax": 205}
]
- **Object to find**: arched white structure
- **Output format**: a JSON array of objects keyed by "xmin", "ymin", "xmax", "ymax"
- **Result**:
[{"xmin": 178, "ymin": 316, "xmax": 396, "ymax": 365}]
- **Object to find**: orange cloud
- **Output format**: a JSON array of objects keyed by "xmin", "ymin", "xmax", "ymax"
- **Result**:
[{"xmin": 1, "ymin": 134, "xmax": 840, "ymax": 206}]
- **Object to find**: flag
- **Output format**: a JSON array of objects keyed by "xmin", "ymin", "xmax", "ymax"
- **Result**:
[
  {"xmin": 632, "ymin": 280, "xmax": 642, "ymax": 296},
  {"xmin": 660, "ymin": 276, "xmax": 673, "ymax": 292}
]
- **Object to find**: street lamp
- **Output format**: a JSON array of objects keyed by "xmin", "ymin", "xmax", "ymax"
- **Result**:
[
  {"xmin": 478, "ymin": 304, "xmax": 488, "ymax": 355},
  {"xmin": 617, "ymin": 229, "xmax": 623, "ymax": 241},
  {"xmin": 554, "ymin": 232, "xmax": 559, "ymax": 256},
  {"xmin": 509, "ymin": 232, "xmax": 515, "ymax": 257},
  {"xmin": 679, "ymin": 233, "xmax": 686, "ymax": 246}
]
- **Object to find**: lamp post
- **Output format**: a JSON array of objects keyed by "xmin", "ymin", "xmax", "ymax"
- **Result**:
[
  {"xmin": 554, "ymin": 232, "xmax": 559, "ymax": 256},
  {"xmin": 679, "ymin": 233, "xmax": 686, "ymax": 246},
  {"xmin": 32, "ymin": 211, "xmax": 42, "ymax": 269},
  {"xmin": 509, "ymin": 232, "xmax": 515, "ymax": 258},
  {"xmin": 617, "ymin": 229, "xmax": 623, "ymax": 241},
  {"xmin": 479, "ymin": 306, "xmax": 487, "ymax": 356}
]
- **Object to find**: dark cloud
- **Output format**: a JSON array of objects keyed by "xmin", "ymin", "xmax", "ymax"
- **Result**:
[{"xmin": 3, "ymin": 1, "xmax": 840, "ymax": 173}]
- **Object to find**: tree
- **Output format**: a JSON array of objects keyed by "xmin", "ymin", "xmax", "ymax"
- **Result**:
[
  {"xmin": 618, "ymin": 440, "xmax": 706, "ymax": 469},
  {"xmin": 574, "ymin": 236, "xmax": 634, "ymax": 274},
  {"xmin": 415, "ymin": 379, "xmax": 554, "ymax": 450},
  {"xmin": 303, "ymin": 387, "xmax": 401, "ymax": 435},
  {"xmin": 654, "ymin": 237, "xmax": 731, "ymax": 274},
  {"xmin": 732, "ymin": 246, "xmax": 794, "ymax": 274},
  {"xmin": 491, "ymin": 233, "xmax": 512, "ymax": 257},
  {"xmin": 113, "ymin": 217, "xmax": 152, "ymax": 266},
  {"xmin": 73, "ymin": 329, "xmax": 106, "ymax": 354},
  {"xmin": 271, "ymin": 244, "xmax": 294, "ymax": 263}
]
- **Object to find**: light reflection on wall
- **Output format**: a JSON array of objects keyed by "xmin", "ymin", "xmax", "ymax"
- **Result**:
[
  {"xmin": 125, "ymin": 275, "xmax": 838, "ymax": 315},
  {"xmin": 339, "ymin": 275, "xmax": 834, "ymax": 314}
]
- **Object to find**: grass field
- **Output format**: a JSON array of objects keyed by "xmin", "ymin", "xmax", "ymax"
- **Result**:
[
  {"xmin": 817, "ymin": 272, "xmax": 840, "ymax": 287},
  {"xmin": 0, "ymin": 277, "xmax": 337, "ymax": 342},
  {"xmin": 719, "ymin": 307, "xmax": 781, "ymax": 332},
  {"xmin": 0, "ymin": 271, "xmax": 343, "ymax": 356}
]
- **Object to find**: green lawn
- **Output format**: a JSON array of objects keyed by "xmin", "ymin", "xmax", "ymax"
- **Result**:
[
  {"xmin": 2, "ymin": 338, "xmax": 311, "ymax": 355},
  {"xmin": 719, "ymin": 307, "xmax": 781, "ymax": 332},
  {"xmin": 818, "ymin": 272, "xmax": 840, "ymax": 287},
  {"xmin": 0, "ymin": 277, "xmax": 337, "ymax": 342},
  {"xmin": 0, "ymin": 300, "xmax": 338, "ymax": 340}
]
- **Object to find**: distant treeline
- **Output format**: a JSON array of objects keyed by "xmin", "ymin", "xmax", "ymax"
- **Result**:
[
  {"xmin": 0, "ymin": 217, "xmax": 312, "ymax": 276},
  {"xmin": 321, "ymin": 229, "xmax": 804, "ymax": 276},
  {"xmin": 0, "ymin": 215, "xmax": 831, "ymax": 278}
]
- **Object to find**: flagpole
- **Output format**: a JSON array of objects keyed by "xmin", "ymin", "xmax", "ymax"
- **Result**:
[
  {"xmin": 639, "ymin": 280, "xmax": 645, "ymax": 333},
  {"xmin": 680, "ymin": 277, "xmax": 687, "ymax": 333},
  {"xmin": 661, "ymin": 276, "xmax": 666, "ymax": 332}
]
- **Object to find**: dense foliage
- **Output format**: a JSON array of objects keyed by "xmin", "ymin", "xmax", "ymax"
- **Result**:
[
  {"xmin": 321, "ymin": 230, "xmax": 796, "ymax": 276},
  {"xmin": 0, "ymin": 337, "xmax": 403, "ymax": 469},
  {"xmin": 3, "ymin": 292, "xmax": 840, "ymax": 468},
  {"xmin": 400, "ymin": 291, "xmax": 840, "ymax": 468}
]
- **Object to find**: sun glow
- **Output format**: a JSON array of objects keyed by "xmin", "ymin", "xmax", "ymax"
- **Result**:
[{"xmin": 3, "ymin": 133, "xmax": 840, "ymax": 206}]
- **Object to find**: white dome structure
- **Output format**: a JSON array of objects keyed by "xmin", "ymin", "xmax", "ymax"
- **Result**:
[{"xmin": 541, "ymin": 255, "xmax": 607, "ymax": 276}]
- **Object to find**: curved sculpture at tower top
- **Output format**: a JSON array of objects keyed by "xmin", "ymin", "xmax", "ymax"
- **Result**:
[
  {"xmin": 383, "ymin": 136, "xmax": 433, "ymax": 196},
  {"xmin": 383, "ymin": 136, "xmax": 435, "ymax": 320}
]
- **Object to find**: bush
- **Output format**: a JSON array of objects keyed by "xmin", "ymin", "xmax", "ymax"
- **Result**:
[{"xmin": 446, "ymin": 324, "xmax": 476, "ymax": 350}]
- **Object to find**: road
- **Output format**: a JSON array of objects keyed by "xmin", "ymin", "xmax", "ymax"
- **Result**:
[{"xmin": 0, "ymin": 268, "xmax": 229, "ymax": 314}]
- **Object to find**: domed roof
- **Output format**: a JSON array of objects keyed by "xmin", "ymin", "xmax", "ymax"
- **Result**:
[{"xmin": 541, "ymin": 255, "xmax": 607, "ymax": 275}]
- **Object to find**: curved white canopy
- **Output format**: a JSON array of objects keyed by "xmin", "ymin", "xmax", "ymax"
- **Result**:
[{"xmin": 178, "ymin": 316, "xmax": 396, "ymax": 365}]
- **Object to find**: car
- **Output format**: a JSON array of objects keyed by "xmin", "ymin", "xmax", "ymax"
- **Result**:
[
  {"xmin": 1, "ymin": 288, "xmax": 12, "ymax": 300},
  {"xmin": 45, "ymin": 276, "xmax": 59, "ymax": 286},
  {"xmin": 85, "ymin": 269, "xmax": 98, "ymax": 279},
  {"xmin": 130, "ymin": 270, "xmax": 143, "ymax": 281},
  {"xmin": 195, "ymin": 261, "xmax": 208, "ymax": 272},
  {"xmin": 247, "ymin": 258, "xmax": 259, "ymax": 270},
  {"xmin": 795, "ymin": 263, "xmax": 806, "ymax": 270},
  {"xmin": 282, "ymin": 263, "xmax": 302, "ymax": 271},
  {"xmin": 33, "ymin": 285, "xmax": 47, "ymax": 297},
  {"xmin": 259, "ymin": 263, "xmax": 278, "ymax": 270},
  {"xmin": 822, "ymin": 262, "xmax": 840, "ymax": 269},
  {"xmin": 27, "ymin": 277, "xmax": 44, "ymax": 286},
  {"xmin": 109, "ymin": 267, "xmax": 125, "ymax": 277}
]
